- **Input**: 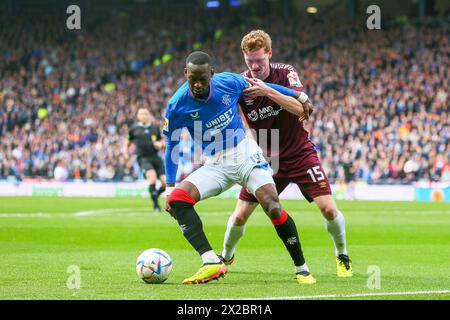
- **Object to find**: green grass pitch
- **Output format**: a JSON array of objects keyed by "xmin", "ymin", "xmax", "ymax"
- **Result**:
[{"xmin": 1, "ymin": 196, "xmax": 449, "ymax": 300}]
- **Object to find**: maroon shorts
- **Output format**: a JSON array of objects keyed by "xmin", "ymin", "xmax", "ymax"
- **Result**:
[{"xmin": 240, "ymin": 151, "xmax": 332, "ymax": 203}]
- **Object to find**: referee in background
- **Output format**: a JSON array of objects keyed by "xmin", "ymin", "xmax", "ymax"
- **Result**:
[{"xmin": 124, "ymin": 108, "xmax": 166, "ymax": 212}]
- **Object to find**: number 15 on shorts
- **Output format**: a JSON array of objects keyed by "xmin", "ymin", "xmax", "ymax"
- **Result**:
[{"xmin": 307, "ymin": 165, "xmax": 325, "ymax": 182}]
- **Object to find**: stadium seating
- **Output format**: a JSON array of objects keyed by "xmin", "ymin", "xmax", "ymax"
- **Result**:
[{"xmin": 0, "ymin": 9, "xmax": 448, "ymax": 184}]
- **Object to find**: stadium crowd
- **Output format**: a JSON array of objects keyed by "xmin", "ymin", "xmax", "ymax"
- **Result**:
[{"xmin": 0, "ymin": 7, "xmax": 448, "ymax": 184}]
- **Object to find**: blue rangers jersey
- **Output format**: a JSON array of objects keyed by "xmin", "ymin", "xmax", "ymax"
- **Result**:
[{"xmin": 163, "ymin": 72, "xmax": 296, "ymax": 184}]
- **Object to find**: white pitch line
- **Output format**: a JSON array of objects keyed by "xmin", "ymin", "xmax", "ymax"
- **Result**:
[
  {"xmin": 354, "ymin": 210, "xmax": 450, "ymax": 215},
  {"xmin": 231, "ymin": 289, "xmax": 450, "ymax": 300},
  {"xmin": 0, "ymin": 208, "xmax": 151, "ymax": 218},
  {"xmin": 0, "ymin": 213, "xmax": 70, "ymax": 218},
  {"xmin": 73, "ymin": 208, "xmax": 149, "ymax": 216}
]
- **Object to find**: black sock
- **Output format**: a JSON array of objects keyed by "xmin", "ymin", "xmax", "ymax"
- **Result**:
[
  {"xmin": 274, "ymin": 215, "xmax": 306, "ymax": 267},
  {"xmin": 148, "ymin": 184, "xmax": 159, "ymax": 207},
  {"xmin": 157, "ymin": 186, "xmax": 166, "ymax": 196},
  {"xmin": 169, "ymin": 201, "xmax": 213, "ymax": 255}
]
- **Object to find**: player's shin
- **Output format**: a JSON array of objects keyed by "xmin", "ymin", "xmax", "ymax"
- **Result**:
[
  {"xmin": 222, "ymin": 215, "xmax": 246, "ymax": 261},
  {"xmin": 157, "ymin": 185, "xmax": 166, "ymax": 196},
  {"xmin": 168, "ymin": 190, "xmax": 220, "ymax": 265},
  {"xmin": 148, "ymin": 184, "xmax": 155, "ymax": 196},
  {"xmin": 272, "ymin": 210, "xmax": 309, "ymax": 273},
  {"xmin": 325, "ymin": 210, "xmax": 348, "ymax": 256},
  {"xmin": 148, "ymin": 184, "xmax": 159, "ymax": 206}
]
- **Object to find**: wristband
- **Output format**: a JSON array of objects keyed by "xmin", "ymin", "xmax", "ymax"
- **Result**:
[{"xmin": 297, "ymin": 92, "xmax": 309, "ymax": 104}]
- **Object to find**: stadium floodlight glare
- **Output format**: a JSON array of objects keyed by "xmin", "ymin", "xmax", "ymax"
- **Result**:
[
  {"xmin": 206, "ymin": 1, "xmax": 221, "ymax": 8},
  {"xmin": 307, "ymin": 6, "xmax": 318, "ymax": 14},
  {"xmin": 229, "ymin": 0, "xmax": 240, "ymax": 6}
]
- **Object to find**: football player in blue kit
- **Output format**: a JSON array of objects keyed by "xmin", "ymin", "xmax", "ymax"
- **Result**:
[{"xmin": 163, "ymin": 51, "xmax": 316, "ymax": 284}]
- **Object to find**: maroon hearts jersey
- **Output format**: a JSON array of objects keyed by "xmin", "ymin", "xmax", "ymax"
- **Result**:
[{"xmin": 239, "ymin": 63, "xmax": 318, "ymax": 178}]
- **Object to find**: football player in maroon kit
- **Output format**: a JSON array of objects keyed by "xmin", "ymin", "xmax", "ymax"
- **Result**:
[{"xmin": 220, "ymin": 30, "xmax": 352, "ymax": 277}]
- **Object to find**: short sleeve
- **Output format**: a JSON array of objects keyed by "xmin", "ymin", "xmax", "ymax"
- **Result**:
[
  {"xmin": 155, "ymin": 125, "xmax": 162, "ymax": 140},
  {"xmin": 162, "ymin": 103, "xmax": 178, "ymax": 137},
  {"xmin": 226, "ymin": 73, "xmax": 251, "ymax": 95},
  {"xmin": 128, "ymin": 127, "xmax": 134, "ymax": 141}
]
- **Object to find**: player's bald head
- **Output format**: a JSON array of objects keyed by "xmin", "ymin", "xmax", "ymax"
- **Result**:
[{"xmin": 185, "ymin": 51, "xmax": 212, "ymax": 68}]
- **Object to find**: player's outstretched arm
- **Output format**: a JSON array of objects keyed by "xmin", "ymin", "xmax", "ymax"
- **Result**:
[
  {"xmin": 153, "ymin": 137, "xmax": 166, "ymax": 150},
  {"xmin": 153, "ymin": 125, "xmax": 166, "ymax": 150},
  {"xmin": 164, "ymin": 138, "xmax": 180, "ymax": 187},
  {"xmin": 162, "ymin": 109, "xmax": 180, "ymax": 192},
  {"xmin": 123, "ymin": 140, "xmax": 132, "ymax": 160},
  {"xmin": 164, "ymin": 137, "xmax": 180, "ymax": 217},
  {"xmin": 244, "ymin": 77, "xmax": 311, "ymax": 121}
]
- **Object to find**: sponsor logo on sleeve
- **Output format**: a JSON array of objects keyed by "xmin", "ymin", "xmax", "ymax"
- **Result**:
[
  {"xmin": 287, "ymin": 71, "xmax": 303, "ymax": 88},
  {"xmin": 189, "ymin": 112, "xmax": 200, "ymax": 120}
]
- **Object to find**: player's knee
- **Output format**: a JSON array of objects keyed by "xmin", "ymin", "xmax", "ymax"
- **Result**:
[
  {"xmin": 321, "ymin": 205, "xmax": 338, "ymax": 220},
  {"xmin": 268, "ymin": 202, "xmax": 282, "ymax": 220},
  {"xmin": 167, "ymin": 189, "xmax": 196, "ymax": 210},
  {"xmin": 146, "ymin": 170, "xmax": 156, "ymax": 182},
  {"xmin": 260, "ymin": 197, "xmax": 282, "ymax": 220}
]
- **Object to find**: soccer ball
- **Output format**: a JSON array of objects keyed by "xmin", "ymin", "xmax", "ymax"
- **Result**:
[{"xmin": 136, "ymin": 248, "xmax": 173, "ymax": 284}]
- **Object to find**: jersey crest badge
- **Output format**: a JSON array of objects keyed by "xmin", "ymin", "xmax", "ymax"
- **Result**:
[{"xmin": 222, "ymin": 94, "xmax": 231, "ymax": 106}]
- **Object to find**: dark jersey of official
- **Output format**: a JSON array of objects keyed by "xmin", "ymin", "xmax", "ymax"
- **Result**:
[
  {"xmin": 128, "ymin": 122, "xmax": 162, "ymax": 158},
  {"xmin": 239, "ymin": 63, "xmax": 316, "ymax": 177}
]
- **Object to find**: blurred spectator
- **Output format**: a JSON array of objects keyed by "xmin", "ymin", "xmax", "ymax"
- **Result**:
[
  {"xmin": 53, "ymin": 160, "xmax": 68, "ymax": 181},
  {"xmin": 0, "ymin": 7, "xmax": 448, "ymax": 184}
]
